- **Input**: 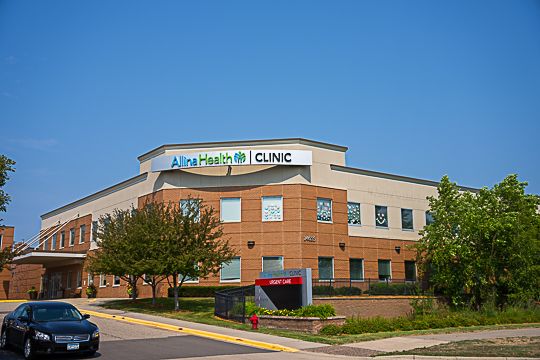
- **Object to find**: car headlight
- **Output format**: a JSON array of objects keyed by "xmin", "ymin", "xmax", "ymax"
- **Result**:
[
  {"xmin": 91, "ymin": 330, "xmax": 100, "ymax": 339},
  {"xmin": 34, "ymin": 330, "xmax": 50, "ymax": 341}
]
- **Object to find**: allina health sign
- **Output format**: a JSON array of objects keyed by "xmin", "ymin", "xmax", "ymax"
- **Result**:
[{"xmin": 151, "ymin": 150, "xmax": 312, "ymax": 172}]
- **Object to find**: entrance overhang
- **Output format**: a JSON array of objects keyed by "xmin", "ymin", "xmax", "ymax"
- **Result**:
[{"xmin": 12, "ymin": 251, "xmax": 86, "ymax": 267}]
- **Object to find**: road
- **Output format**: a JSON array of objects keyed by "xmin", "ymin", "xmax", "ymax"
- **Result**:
[{"xmin": 0, "ymin": 301, "xmax": 275, "ymax": 360}]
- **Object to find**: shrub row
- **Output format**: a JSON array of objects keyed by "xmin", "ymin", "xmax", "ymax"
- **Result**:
[
  {"xmin": 320, "ymin": 307, "xmax": 540, "ymax": 335},
  {"xmin": 167, "ymin": 285, "xmax": 239, "ymax": 298},
  {"xmin": 246, "ymin": 303, "xmax": 336, "ymax": 319}
]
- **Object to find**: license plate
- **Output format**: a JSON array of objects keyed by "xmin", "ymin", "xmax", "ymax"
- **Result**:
[{"xmin": 67, "ymin": 343, "xmax": 79, "ymax": 351}]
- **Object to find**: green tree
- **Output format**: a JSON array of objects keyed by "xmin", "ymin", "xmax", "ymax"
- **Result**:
[
  {"xmin": 86, "ymin": 208, "xmax": 146, "ymax": 300},
  {"xmin": 0, "ymin": 155, "xmax": 16, "ymax": 272},
  {"xmin": 416, "ymin": 175, "xmax": 540, "ymax": 308}
]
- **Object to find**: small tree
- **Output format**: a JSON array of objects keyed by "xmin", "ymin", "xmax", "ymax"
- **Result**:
[
  {"xmin": 86, "ymin": 209, "xmax": 146, "ymax": 300},
  {"xmin": 0, "ymin": 155, "xmax": 16, "ymax": 272},
  {"xmin": 158, "ymin": 199, "xmax": 236, "ymax": 311}
]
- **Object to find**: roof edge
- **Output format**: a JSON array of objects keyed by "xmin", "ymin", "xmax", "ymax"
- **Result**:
[
  {"xmin": 40, "ymin": 172, "xmax": 148, "ymax": 220},
  {"xmin": 330, "ymin": 164, "xmax": 479, "ymax": 192},
  {"xmin": 138, "ymin": 138, "xmax": 348, "ymax": 163}
]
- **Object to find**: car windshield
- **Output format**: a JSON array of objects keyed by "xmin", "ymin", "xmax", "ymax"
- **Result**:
[{"xmin": 32, "ymin": 306, "xmax": 83, "ymax": 322}]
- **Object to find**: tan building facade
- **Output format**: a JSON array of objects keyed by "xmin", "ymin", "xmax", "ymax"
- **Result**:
[{"xmin": 11, "ymin": 138, "xmax": 475, "ymax": 299}]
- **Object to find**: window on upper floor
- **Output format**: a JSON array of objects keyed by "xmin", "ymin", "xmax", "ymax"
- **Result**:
[
  {"xmin": 79, "ymin": 224, "xmax": 86, "ymax": 244},
  {"xmin": 347, "ymin": 202, "xmax": 361, "ymax": 225},
  {"xmin": 401, "ymin": 208, "xmax": 414, "ymax": 230},
  {"xmin": 60, "ymin": 231, "xmax": 65, "ymax": 248},
  {"xmin": 220, "ymin": 198, "xmax": 241, "ymax": 222},
  {"xmin": 317, "ymin": 198, "xmax": 332, "ymax": 223},
  {"xmin": 262, "ymin": 196, "xmax": 283, "ymax": 222},
  {"xmin": 180, "ymin": 198, "xmax": 201, "ymax": 220},
  {"xmin": 69, "ymin": 228, "xmax": 75, "ymax": 246},
  {"xmin": 43, "ymin": 237, "xmax": 49, "ymax": 251},
  {"xmin": 51, "ymin": 234, "xmax": 57, "ymax": 250},
  {"xmin": 425, "ymin": 211, "xmax": 435, "ymax": 226},
  {"xmin": 375, "ymin": 205, "xmax": 388, "ymax": 228},
  {"xmin": 91, "ymin": 221, "xmax": 98, "ymax": 243}
]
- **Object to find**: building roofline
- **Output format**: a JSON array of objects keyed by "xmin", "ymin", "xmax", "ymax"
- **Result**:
[
  {"xmin": 40, "ymin": 173, "xmax": 149, "ymax": 220},
  {"xmin": 330, "ymin": 164, "xmax": 479, "ymax": 192},
  {"xmin": 137, "ymin": 138, "xmax": 348, "ymax": 163}
]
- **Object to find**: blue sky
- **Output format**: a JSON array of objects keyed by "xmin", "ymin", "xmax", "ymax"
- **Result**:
[{"xmin": 1, "ymin": 1, "xmax": 539, "ymax": 242}]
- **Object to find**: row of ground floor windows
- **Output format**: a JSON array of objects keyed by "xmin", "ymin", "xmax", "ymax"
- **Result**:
[{"xmin": 85, "ymin": 257, "xmax": 417, "ymax": 288}]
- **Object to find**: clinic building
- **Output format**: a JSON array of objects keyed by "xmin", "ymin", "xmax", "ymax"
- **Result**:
[{"xmin": 10, "ymin": 138, "xmax": 475, "ymax": 299}]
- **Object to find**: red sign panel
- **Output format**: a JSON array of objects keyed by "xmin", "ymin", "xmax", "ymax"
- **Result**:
[{"xmin": 255, "ymin": 276, "xmax": 303, "ymax": 286}]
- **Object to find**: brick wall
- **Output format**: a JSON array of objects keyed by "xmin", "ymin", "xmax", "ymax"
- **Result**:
[
  {"xmin": 0, "ymin": 226, "xmax": 15, "ymax": 299},
  {"xmin": 314, "ymin": 296, "xmax": 419, "ymax": 318}
]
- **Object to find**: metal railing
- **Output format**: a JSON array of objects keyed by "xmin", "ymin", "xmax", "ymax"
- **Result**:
[
  {"xmin": 214, "ymin": 285, "xmax": 254, "ymax": 323},
  {"xmin": 312, "ymin": 278, "xmax": 422, "ymax": 297}
]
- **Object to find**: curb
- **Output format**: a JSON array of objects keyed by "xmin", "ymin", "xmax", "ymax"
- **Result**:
[
  {"xmin": 0, "ymin": 300, "xmax": 27, "ymax": 303},
  {"xmin": 81, "ymin": 309, "xmax": 298, "ymax": 353}
]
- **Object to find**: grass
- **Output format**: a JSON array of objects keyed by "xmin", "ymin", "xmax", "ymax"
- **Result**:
[
  {"xmin": 100, "ymin": 297, "xmax": 540, "ymax": 345},
  {"xmin": 384, "ymin": 336, "xmax": 540, "ymax": 357}
]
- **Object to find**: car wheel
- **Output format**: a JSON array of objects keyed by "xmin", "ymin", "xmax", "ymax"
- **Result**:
[
  {"xmin": 23, "ymin": 337, "xmax": 34, "ymax": 360},
  {"xmin": 0, "ymin": 328, "xmax": 9, "ymax": 349}
]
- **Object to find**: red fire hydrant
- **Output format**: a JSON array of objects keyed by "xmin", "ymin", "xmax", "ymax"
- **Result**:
[{"xmin": 249, "ymin": 313, "xmax": 259, "ymax": 330}]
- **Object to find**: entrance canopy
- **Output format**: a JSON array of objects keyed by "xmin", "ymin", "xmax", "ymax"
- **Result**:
[{"xmin": 12, "ymin": 251, "xmax": 86, "ymax": 267}]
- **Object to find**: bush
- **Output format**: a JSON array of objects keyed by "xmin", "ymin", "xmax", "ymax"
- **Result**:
[
  {"xmin": 320, "ymin": 324, "xmax": 342, "ymax": 335},
  {"xmin": 247, "ymin": 303, "xmax": 336, "ymax": 319},
  {"xmin": 329, "ymin": 306, "xmax": 540, "ymax": 335},
  {"xmin": 313, "ymin": 286, "xmax": 362, "ymax": 296},
  {"xmin": 167, "ymin": 285, "xmax": 240, "ymax": 298},
  {"xmin": 368, "ymin": 282, "xmax": 418, "ymax": 295}
]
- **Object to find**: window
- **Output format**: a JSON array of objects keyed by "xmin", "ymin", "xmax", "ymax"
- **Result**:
[
  {"xmin": 318, "ymin": 257, "xmax": 334, "ymax": 280},
  {"xmin": 51, "ymin": 234, "xmax": 57, "ymax": 250},
  {"xmin": 220, "ymin": 257, "xmax": 241, "ymax": 282},
  {"xmin": 347, "ymin": 202, "xmax": 361, "ymax": 225},
  {"xmin": 401, "ymin": 209, "xmax": 414, "ymax": 230},
  {"xmin": 143, "ymin": 274, "xmax": 151, "ymax": 284},
  {"xmin": 180, "ymin": 199, "xmax": 200, "ymax": 220},
  {"xmin": 99, "ymin": 274, "xmax": 107, "ymax": 287},
  {"xmin": 60, "ymin": 231, "xmax": 65, "ymax": 248},
  {"xmin": 378, "ymin": 260, "xmax": 392, "ymax": 280},
  {"xmin": 91, "ymin": 221, "xmax": 98, "ymax": 243},
  {"xmin": 425, "ymin": 211, "xmax": 434, "ymax": 226},
  {"xmin": 317, "ymin": 198, "xmax": 332, "ymax": 222},
  {"xmin": 0, "ymin": 235, "xmax": 2, "ymax": 249},
  {"xmin": 262, "ymin": 196, "xmax": 283, "ymax": 222},
  {"xmin": 66, "ymin": 271, "xmax": 72, "ymax": 289},
  {"xmin": 76, "ymin": 271, "xmax": 82, "ymax": 288},
  {"xmin": 349, "ymin": 259, "xmax": 364, "ymax": 281},
  {"xmin": 113, "ymin": 275, "xmax": 121, "ymax": 287},
  {"xmin": 88, "ymin": 273, "xmax": 94, "ymax": 286},
  {"xmin": 262, "ymin": 256, "xmax": 284, "ymax": 272},
  {"xmin": 375, "ymin": 205, "xmax": 388, "ymax": 228},
  {"xmin": 220, "ymin": 198, "xmax": 241, "ymax": 222},
  {"xmin": 69, "ymin": 228, "xmax": 75, "ymax": 246},
  {"xmin": 405, "ymin": 261, "xmax": 417, "ymax": 281},
  {"xmin": 180, "ymin": 263, "xmax": 200, "ymax": 283},
  {"xmin": 79, "ymin": 224, "xmax": 86, "ymax": 244},
  {"xmin": 43, "ymin": 237, "xmax": 49, "ymax": 251}
]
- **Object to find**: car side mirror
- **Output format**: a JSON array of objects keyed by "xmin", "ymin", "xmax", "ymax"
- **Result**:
[
  {"xmin": 18, "ymin": 315, "xmax": 29, "ymax": 323},
  {"xmin": 82, "ymin": 314, "xmax": 91, "ymax": 319}
]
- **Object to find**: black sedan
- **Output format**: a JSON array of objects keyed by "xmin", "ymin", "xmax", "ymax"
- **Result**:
[{"xmin": 0, "ymin": 301, "xmax": 99, "ymax": 359}]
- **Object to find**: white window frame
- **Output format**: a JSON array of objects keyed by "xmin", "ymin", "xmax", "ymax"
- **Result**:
[
  {"xmin": 375, "ymin": 205, "xmax": 389, "ymax": 229},
  {"xmin": 113, "ymin": 275, "xmax": 121, "ymax": 287},
  {"xmin": 349, "ymin": 258, "xmax": 365, "ymax": 282},
  {"xmin": 60, "ymin": 231, "xmax": 65, "ymax": 249},
  {"xmin": 347, "ymin": 202, "xmax": 362, "ymax": 226},
  {"xmin": 401, "ymin": 208, "xmax": 414, "ymax": 231},
  {"xmin": 261, "ymin": 196, "xmax": 283, "ymax": 222},
  {"xmin": 76, "ymin": 271, "xmax": 82, "ymax": 289},
  {"xmin": 69, "ymin": 228, "xmax": 75, "ymax": 246},
  {"xmin": 261, "ymin": 256, "xmax": 284, "ymax": 272},
  {"xmin": 317, "ymin": 198, "xmax": 333, "ymax": 223},
  {"xmin": 51, "ymin": 234, "xmax": 57, "ymax": 251},
  {"xmin": 317, "ymin": 256, "xmax": 334, "ymax": 281},
  {"xmin": 79, "ymin": 224, "xmax": 86, "ymax": 244},
  {"xmin": 99, "ymin": 274, "xmax": 107, "ymax": 288},
  {"xmin": 220, "ymin": 257, "xmax": 241, "ymax": 283},
  {"xmin": 87, "ymin": 273, "xmax": 94, "ymax": 286},
  {"xmin": 91, "ymin": 221, "xmax": 98, "ymax": 243},
  {"xmin": 220, "ymin": 198, "xmax": 242, "ymax": 223},
  {"xmin": 142, "ymin": 274, "xmax": 150, "ymax": 285}
]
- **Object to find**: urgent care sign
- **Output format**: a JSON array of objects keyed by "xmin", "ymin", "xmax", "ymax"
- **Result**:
[{"xmin": 255, "ymin": 277, "xmax": 303, "ymax": 286}]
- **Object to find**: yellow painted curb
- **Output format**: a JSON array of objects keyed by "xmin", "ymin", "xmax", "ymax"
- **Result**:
[
  {"xmin": 82, "ymin": 309, "xmax": 298, "ymax": 352},
  {"xmin": 0, "ymin": 299, "xmax": 27, "ymax": 303}
]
